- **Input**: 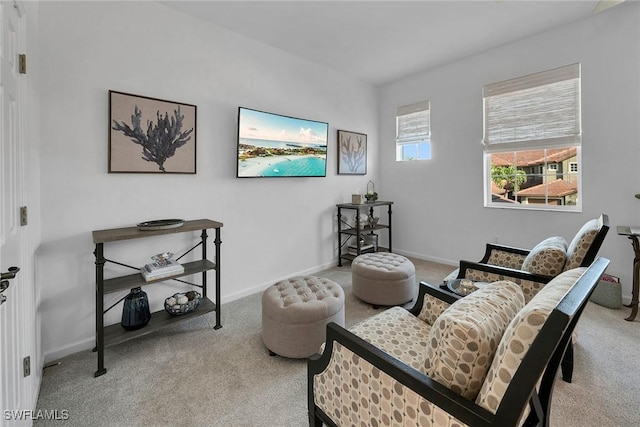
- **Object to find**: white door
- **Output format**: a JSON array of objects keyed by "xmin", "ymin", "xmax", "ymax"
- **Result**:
[{"xmin": 1, "ymin": 1, "xmax": 30, "ymax": 425}]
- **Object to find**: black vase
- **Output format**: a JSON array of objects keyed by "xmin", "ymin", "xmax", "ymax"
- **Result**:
[{"xmin": 121, "ymin": 287, "xmax": 151, "ymax": 331}]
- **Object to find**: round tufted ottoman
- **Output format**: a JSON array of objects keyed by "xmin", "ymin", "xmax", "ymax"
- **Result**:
[
  {"xmin": 261, "ymin": 276, "xmax": 345, "ymax": 358},
  {"xmin": 352, "ymin": 253, "xmax": 416, "ymax": 306}
]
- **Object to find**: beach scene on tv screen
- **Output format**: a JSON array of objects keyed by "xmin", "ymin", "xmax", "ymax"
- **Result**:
[{"xmin": 237, "ymin": 108, "xmax": 328, "ymax": 177}]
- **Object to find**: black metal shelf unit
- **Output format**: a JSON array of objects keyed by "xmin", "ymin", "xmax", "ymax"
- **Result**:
[
  {"xmin": 336, "ymin": 201, "xmax": 393, "ymax": 266},
  {"xmin": 92, "ymin": 219, "xmax": 223, "ymax": 377}
]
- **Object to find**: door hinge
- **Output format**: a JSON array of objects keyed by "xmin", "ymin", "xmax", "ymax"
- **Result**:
[
  {"xmin": 18, "ymin": 54, "xmax": 26, "ymax": 74},
  {"xmin": 20, "ymin": 206, "xmax": 27, "ymax": 226},
  {"xmin": 23, "ymin": 356, "xmax": 31, "ymax": 377}
]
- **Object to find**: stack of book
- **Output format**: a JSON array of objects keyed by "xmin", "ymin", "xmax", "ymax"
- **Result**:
[
  {"xmin": 348, "ymin": 243, "xmax": 375, "ymax": 256},
  {"xmin": 140, "ymin": 259, "xmax": 184, "ymax": 281}
]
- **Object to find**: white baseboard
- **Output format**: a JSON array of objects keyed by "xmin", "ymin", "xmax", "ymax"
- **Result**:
[
  {"xmin": 43, "ymin": 260, "xmax": 339, "ymax": 364},
  {"xmin": 221, "ymin": 259, "xmax": 338, "ymax": 304},
  {"xmin": 43, "ymin": 338, "xmax": 94, "ymax": 365},
  {"xmin": 392, "ymin": 249, "xmax": 458, "ymax": 267}
]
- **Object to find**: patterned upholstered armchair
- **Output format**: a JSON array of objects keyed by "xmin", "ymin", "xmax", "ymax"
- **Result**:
[
  {"xmin": 308, "ymin": 258, "xmax": 609, "ymax": 427},
  {"xmin": 445, "ymin": 214, "xmax": 609, "ymax": 302},
  {"xmin": 444, "ymin": 214, "xmax": 609, "ymax": 383}
]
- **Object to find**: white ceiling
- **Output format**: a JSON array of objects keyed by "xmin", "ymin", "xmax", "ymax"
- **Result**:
[{"xmin": 162, "ymin": 1, "xmax": 622, "ymax": 86}]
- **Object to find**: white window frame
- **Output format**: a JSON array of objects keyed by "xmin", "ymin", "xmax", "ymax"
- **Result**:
[
  {"xmin": 395, "ymin": 101, "xmax": 431, "ymax": 161},
  {"xmin": 483, "ymin": 64, "xmax": 582, "ymax": 211},
  {"xmin": 570, "ymin": 162, "xmax": 578, "ymax": 173}
]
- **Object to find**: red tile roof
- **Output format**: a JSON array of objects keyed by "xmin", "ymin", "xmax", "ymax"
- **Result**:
[
  {"xmin": 516, "ymin": 179, "xmax": 577, "ymax": 197},
  {"xmin": 491, "ymin": 182, "xmax": 506, "ymax": 195},
  {"xmin": 491, "ymin": 147, "xmax": 577, "ymax": 167}
]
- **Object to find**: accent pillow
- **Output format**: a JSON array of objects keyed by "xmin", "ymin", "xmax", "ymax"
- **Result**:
[
  {"xmin": 564, "ymin": 219, "xmax": 600, "ymax": 270},
  {"xmin": 521, "ymin": 236, "xmax": 568, "ymax": 276},
  {"xmin": 422, "ymin": 281, "xmax": 525, "ymax": 400}
]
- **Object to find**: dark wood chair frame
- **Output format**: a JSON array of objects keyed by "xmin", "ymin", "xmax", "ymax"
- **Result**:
[
  {"xmin": 308, "ymin": 257, "xmax": 610, "ymax": 427},
  {"xmin": 468, "ymin": 214, "xmax": 609, "ymax": 277},
  {"xmin": 454, "ymin": 214, "xmax": 609, "ymax": 383}
]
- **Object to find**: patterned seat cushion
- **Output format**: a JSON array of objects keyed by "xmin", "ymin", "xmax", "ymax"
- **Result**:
[
  {"xmin": 521, "ymin": 236, "xmax": 568, "ymax": 276},
  {"xmin": 422, "ymin": 282, "xmax": 525, "ymax": 399},
  {"xmin": 476, "ymin": 267, "xmax": 587, "ymax": 413},
  {"xmin": 349, "ymin": 306, "xmax": 432, "ymax": 371}
]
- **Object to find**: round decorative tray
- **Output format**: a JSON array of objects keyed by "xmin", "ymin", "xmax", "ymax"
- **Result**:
[
  {"xmin": 447, "ymin": 279, "xmax": 489, "ymax": 296},
  {"xmin": 137, "ymin": 219, "xmax": 184, "ymax": 231},
  {"xmin": 164, "ymin": 291, "xmax": 201, "ymax": 316}
]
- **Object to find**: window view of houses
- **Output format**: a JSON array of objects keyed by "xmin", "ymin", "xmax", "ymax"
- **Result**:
[{"xmin": 490, "ymin": 147, "xmax": 578, "ymax": 206}]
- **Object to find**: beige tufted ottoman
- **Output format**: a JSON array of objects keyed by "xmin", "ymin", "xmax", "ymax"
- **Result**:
[
  {"xmin": 261, "ymin": 276, "xmax": 345, "ymax": 358},
  {"xmin": 352, "ymin": 253, "xmax": 416, "ymax": 306}
]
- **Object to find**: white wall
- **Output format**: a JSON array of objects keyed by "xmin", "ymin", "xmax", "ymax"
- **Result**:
[
  {"xmin": 378, "ymin": 3, "xmax": 640, "ymax": 301},
  {"xmin": 36, "ymin": 1, "xmax": 378, "ymax": 362}
]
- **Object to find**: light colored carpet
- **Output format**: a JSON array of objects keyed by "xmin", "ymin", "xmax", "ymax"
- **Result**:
[{"xmin": 35, "ymin": 258, "xmax": 640, "ymax": 426}]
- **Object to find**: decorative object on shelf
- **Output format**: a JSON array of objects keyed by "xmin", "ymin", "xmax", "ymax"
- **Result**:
[
  {"xmin": 140, "ymin": 252, "xmax": 185, "ymax": 281},
  {"xmin": 338, "ymin": 130, "xmax": 367, "ymax": 175},
  {"xmin": 365, "ymin": 180, "xmax": 378, "ymax": 202},
  {"xmin": 164, "ymin": 291, "xmax": 201, "ymax": 315},
  {"xmin": 364, "ymin": 233, "xmax": 378, "ymax": 251},
  {"xmin": 367, "ymin": 214, "xmax": 379, "ymax": 228},
  {"xmin": 351, "ymin": 194, "xmax": 365, "ymax": 205},
  {"xmin": 354, "ymin": 215, "xmax": 367, "ymax": 230},
  {"xmin": 348, "ymin": 243, "xmax": 374, "ymax": 256},
  {"xmin": 109, "ymin": 90, "xmax": 196, "ymax": 174},
  {"xmin": 137, "ymin": 219, "xmax": 185, "ymax": 231},
  {"xmin": 347, "ymin": 235, "xmax": 375, "ymax": 256},
  {"xmin": 121, "ymin": 287, "xmax": 151, "ymax": 330}
]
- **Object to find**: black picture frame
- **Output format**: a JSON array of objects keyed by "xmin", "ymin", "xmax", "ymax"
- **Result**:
[
  {"xmin": 337, "ymin": 130, "xmax": 367, "ymax": 175},
  {"xmin": 109, "ymin": 90, "xmax": 197, "ymax": 174}
]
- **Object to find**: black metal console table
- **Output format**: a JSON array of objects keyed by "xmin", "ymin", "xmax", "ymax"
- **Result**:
[
  {"xmin": 336, "ymin": 201, "xmax": 393, "ymax": 266},
  {"xmin": 92, "ymin": 219, "xmax": 222, "ymax": 377}
]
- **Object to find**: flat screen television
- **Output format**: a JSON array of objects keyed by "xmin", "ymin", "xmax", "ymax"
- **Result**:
[{"xmin": 236, "ymin": 107, "xmax": 328, "ymax": 178}]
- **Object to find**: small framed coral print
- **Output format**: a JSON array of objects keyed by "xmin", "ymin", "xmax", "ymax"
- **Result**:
[
  {"xmin": 109, "ymin": 90, "xmax": 196, "ymax": 173},
  {"xmin": 337, "ymin": 130, "xmax": 367, "ymax": 175}
]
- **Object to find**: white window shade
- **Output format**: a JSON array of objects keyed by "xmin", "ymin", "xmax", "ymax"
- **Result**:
[
  {"xmin": 396, "ymin": 101, "xmax": 430, "ymax": 143},
  {"xmin": 483, "ymin": 63, "xmax": 580, "ymax": 149}
]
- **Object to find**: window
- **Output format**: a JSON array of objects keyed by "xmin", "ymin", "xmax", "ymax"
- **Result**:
[
  {"xmin": 483, "ymin": 63, "xmax": 581, "ymax": 210},
  {"xmin": 396, "ymin": 101, "xmax": 431, "ymax": 161}
]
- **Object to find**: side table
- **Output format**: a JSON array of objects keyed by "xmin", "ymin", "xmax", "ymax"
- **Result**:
[
  {"xmin": 336, "ymin": 201, "xmax": 393, "ymax": 266},
  {"xmin": 616, "ymin": 226, "xmax": 639, "ymax": 321}
]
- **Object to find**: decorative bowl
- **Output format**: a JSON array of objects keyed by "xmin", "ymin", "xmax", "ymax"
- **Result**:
[
  {"xmin": 137, "ymin": 219, "xmax": 184, "ymax": 231},
  {"xmin": 447, "ymin": 279, "xmax": 478, "ymax": 296},
  {"xmin": 164, "ymin": 291, "xmax": 201, "ymax": 316}
]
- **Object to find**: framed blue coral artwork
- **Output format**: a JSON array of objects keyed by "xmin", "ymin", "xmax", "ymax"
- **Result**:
[
  {"xmin": 109, "ymin": 90, "xmax": 197, "ymax": 174},
  {"xmin": 337, "ymin": 130, "xmax": 367, "ymax": 175}
]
